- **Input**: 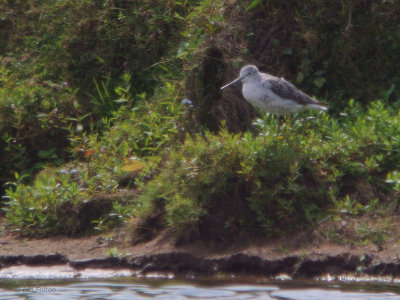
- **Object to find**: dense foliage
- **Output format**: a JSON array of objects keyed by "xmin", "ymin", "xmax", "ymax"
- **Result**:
[
  {"xmin": 1, "ymin": 0, "xmax": 400, "ymax": 242},
  {"xmin": 139, "ymin": 102, "xmax": 400, "ymax": 242},
  {"xmin": 0, "ymin": 0, "xmax": 195, "ymax": 192}
]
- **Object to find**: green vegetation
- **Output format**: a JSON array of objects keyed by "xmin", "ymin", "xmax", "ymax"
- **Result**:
[
  {"xmin": 1, "ymin": 0, "xmax": 400, "ymax": 247},
  {"xmin": 4, "ymin": 83, "xmax": 183, "ymax": 235},
  {"xmin": 138, "ymin": 101, "xmax": 400, "ymax": 242},
  {"xmin": 0, "ymin": 0, "xmax": 195, "ymax": 192},
  {"xmin": 242, "ymin": 0, "xmax": 400, "ymax": 105}
]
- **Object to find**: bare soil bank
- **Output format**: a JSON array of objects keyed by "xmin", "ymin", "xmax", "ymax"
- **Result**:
[{"xmin": 1, "ymin": 223, "xmax": 400, "ymax": 279}]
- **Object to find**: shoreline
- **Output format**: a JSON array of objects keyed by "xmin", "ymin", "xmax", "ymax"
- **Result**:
[{"xmin": 1, "ymin": 229, "xmax": 400, "ymax": 280}]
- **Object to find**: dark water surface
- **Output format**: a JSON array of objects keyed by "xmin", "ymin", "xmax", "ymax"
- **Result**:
[{"xmin": 1, "ymin": 277, "xmax": 400, "ymax": 299}]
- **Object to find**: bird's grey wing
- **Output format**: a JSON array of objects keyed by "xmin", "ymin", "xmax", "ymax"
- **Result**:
[{"xmin": 266, "ymin": 78, "xmax": 319, "ymax": 105}]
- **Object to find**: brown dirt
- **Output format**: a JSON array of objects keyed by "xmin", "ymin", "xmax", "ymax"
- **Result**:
[{"xmin": 2, "ymin": 216, "xmax": 400, "ymax": 278}]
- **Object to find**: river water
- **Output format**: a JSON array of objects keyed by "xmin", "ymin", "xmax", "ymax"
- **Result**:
[{"xmin": 2, "ymin": 276, "xmax": 400, "ymax": 299}]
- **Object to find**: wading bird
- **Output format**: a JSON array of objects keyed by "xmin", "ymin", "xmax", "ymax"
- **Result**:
[{"xmin": 220, "ymin": 65, "xmax": 327, "ymax": 129}]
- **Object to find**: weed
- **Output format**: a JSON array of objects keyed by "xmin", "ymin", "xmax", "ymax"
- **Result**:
[{"xmin": 107, "ymin": 247, "xmax": 119, "ymax": 258}]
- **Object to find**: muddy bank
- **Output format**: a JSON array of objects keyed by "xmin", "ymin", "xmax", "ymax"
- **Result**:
[
  {"xmin": 1, "ymin": 229, "xmax": 400, "ymax": 279},
  {"xmin": 1, "ymin": 252, "xmax": 400, "ymax": 279}
]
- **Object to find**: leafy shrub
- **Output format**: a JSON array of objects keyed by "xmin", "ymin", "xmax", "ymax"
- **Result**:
[
  {"xmin": 0, "ymin": 0, "xmax": 196, "ymax": 97},
  {"xmin": 0, "ymin": 0, "xmax": 197, "ymax": 194},
  {"xmin": 139, "ymin": 101, "xmax": 400, "ymax": 242},
  {"xmin": 139, "ymin": 126, "xmax": 328, "ymax": 242},
  {"xmin": 0, "ymin": 71, "xmax": 77, "ymax": 194},
  {"xmin": 4, "ymin": 163, "xmax": 135, "ymax": 235},
  {"xmin": 5, "ymin": 168, "xmax": 89, "ymax": 235},
  {"xmin": 3, "ymin": 79, "xmax": 184, "ymax": 235}
]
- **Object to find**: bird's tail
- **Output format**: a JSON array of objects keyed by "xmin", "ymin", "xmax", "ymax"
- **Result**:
[{"xmin": 307, "ymin": 102, "xmax": 328, "ymax": 111}]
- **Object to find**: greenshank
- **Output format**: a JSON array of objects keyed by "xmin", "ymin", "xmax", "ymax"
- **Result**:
[{"xmin": 221, "ymin": 65, "xmax": 327, "ymax": 115}]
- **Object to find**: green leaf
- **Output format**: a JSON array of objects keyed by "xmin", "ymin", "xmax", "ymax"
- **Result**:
[
  {"xmin": 296, "ymin": 72, "xmax": 304, "ymax": 83},
  {"xmin": 282, "ymin": 48, "xmax": 293, "ymax": 55},
  {"xmin": 177, "ymin": 42, "xmax": 189, "ymax": 58},
  {"xmin": 272, "ymin": 38, "xmax": 281, "ymax": 47},
  {"xmin": 121, "ymin": 159, "xmax": 143, "ymax": 172},
  {"xmin": 313, "ymin": 77, "xmax": 326, "ymax": 88},
  {"xmin": 38, "ymin": 148, "xmax": 57, "ymax": 159},
  {"xmin": 246, "ymin": 0, "xmax": 262, "ymax": 11}
]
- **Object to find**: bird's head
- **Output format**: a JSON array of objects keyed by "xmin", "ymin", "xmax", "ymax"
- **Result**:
[{"xmin": 220, "ymin": 65, "xmax": 260, "ymax": 90}]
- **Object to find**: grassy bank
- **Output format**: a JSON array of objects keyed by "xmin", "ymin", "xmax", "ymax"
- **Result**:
[
  {"xmin": 137, "ymin": 100, "xmax": 400, "ymax": 243},
  {"xmin": 5, "ymin": 100, "xmax": 400, "ymax": 242},
  {"xmin": 1, "ymin": 0, "xmax": 400, "ymax": 245}
]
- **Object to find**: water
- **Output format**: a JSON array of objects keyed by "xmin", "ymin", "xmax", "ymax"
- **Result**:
[{"xmin": 2, "ymin": 277, "xmax": 400, "ymax": 300}]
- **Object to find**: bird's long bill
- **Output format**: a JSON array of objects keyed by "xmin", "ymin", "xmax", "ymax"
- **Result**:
[{"xmin": 220, "ymin": 76, "xmax": 243, "ymax": 90}]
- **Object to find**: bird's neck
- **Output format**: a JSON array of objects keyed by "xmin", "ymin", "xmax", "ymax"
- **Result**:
[{"xmin": 243, "ymin": 74, "xmax": 262, "ymax": 85}]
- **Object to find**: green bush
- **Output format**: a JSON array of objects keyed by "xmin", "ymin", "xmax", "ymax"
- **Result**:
[
  {"xmin": 5, "ymin": 168, "xmax": 89, "ymax": 235},
  {"xmin": 4, "ymin": 79, "xmax": 184, "ymax": 236},
  {"xmin": 139, "ymin": 101, "xmax": 400, "ymax": 242},
  {"xmin": 139, "ymin": 126, "xmax": 329, "ymax": 242},
  {"xmin": 4, "ymin": 163, "xmax": 131, "ymax": 236},
  {"xmin": 0, "ymin": 0, "xmax": 198, "ymax": 193},
  {"xmin": 0, "ymin": 0, "xmax": 195, "ymax": 97},
  {"xmin": 0, "ymin": 71, "xmax": 76, "ymax": 193}
]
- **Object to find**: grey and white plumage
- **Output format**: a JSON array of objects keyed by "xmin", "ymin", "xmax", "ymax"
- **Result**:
[{"xmin": 221, "ymin": 65, "xmax": 327, "ymax": 115}]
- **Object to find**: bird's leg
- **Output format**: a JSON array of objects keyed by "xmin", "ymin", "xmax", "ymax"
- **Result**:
[
  {"xmin": 276, "ymin": 115, "xmax": 283, "ymax": 136},
  {"xmin": 277, "ymin": 115, "xmax": 292, "ymax": 139},
  {"xmin": 284, "ymin": 114, "xmax": 292, "ymax": 129}
]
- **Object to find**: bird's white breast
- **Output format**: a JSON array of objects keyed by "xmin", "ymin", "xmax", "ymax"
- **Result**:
[
  {"xmin": 242, "ymin": 81, "xmax": 302, "ymax": 115},
  {"xmin": 242, "ymin": 81, "xmax": 265, "ymax": 105}
]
